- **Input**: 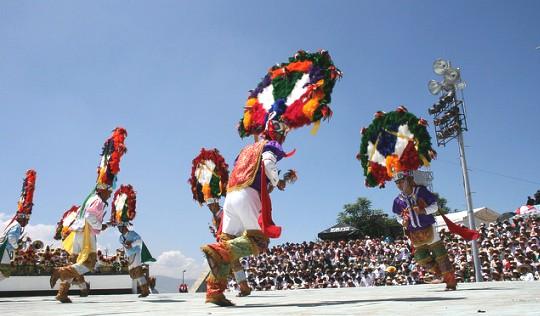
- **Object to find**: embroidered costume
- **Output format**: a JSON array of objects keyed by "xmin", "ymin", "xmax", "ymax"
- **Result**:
[
  {"xmin": 201, "ymin": 139, "xmax": 287, "ymax": 306},
  {"xmin": 392, "ymin": 176, "xmax": 457, "ymax": 290}
]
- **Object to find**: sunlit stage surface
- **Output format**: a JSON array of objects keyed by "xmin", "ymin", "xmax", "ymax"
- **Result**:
[{"xmin": 1, "ymin": 281, "xmax": 538, "ymax": 316}]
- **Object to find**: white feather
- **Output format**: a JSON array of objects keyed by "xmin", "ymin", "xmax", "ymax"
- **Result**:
[
  {"xmin": 115, "ymin": 193, "xmax": 128, "ymax": 212},
  {"xmin": 367, "ymin": 141, "xmax": 387, "ymax": 166},
  {"xmin": 258, "ymin": 84, "xmax": 275, "ymax": 111},
  {"xmin": 395, "ymin": 124, "xmax": 414, "ymax": 158},
  {"xmin": 286, "ymin": 73, "xmax": 310, "ymax": 106},
  {"xmin": 195, "ymin": 160, "xmax": 216, "ymax": 185}
]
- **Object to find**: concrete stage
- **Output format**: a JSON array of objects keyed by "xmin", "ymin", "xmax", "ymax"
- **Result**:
[{"xmin": 0, "ymin": 281, "xmax": 538, "ymax": 315}]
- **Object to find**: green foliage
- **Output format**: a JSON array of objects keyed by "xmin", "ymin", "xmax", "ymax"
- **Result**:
[
  {"xmin": 337, "ymin": 197, "xmax": 403, "ymax": 239},
  {"xmin": 433, "ymin": 193, "xmax": 452, "ymax": 214}
]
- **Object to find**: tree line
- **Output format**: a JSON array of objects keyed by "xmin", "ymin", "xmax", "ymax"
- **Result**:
[{"xmin": 336, "ymin": 195, "xmax": 451, "ymax": 239}]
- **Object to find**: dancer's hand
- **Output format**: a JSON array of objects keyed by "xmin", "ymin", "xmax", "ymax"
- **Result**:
[
  {"xmin": 277, "ymin": 179, "xmax": 286, "ymax": 191},
  {"xmin": 412, "ymin": 206, "xmax": 426, "ymax": 215},
  {"xmin": 101, "ymin": 224, "xmax": 108, "ymax": 231},
  {"xmin": 401, "ymin": 210, "xmax": 410, "ymax": 227}
]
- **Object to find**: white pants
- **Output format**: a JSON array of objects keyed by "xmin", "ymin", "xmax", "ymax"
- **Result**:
[
  {"xmin": 71, "ymin": 231, "xmax": 97, "ymax": 275},
  {"xmin": 222, "ymin": 187, "xmax": 261, "ymax": 236},
  {"xmin": 127, "ymin": 251, "xmax": 142, "ymax": 270},
  {"xmin": 0, "ymin": 249, "xmax": 11, "ymax": 265},
  {"xmin": 71, "ymin": 230, "xmax": 97, "ymax": 255}
]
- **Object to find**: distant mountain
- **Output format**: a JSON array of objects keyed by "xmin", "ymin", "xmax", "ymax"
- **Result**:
[{"xmin": 154, "ymin": 275, "xmax": 194, "ymax": 293}]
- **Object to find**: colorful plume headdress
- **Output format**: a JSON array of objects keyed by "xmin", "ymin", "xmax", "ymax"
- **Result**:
[
  {"xmin": 17, "ymin": 169, "xmax": 37, "ymax": 218},
  {"xmin": 238, "ymin": 50, "xmax": 342, "ymax": 138},
  {"xmin": 2, "ymin": 169, "xmax": 37, "ymax": 232},
  {"xmin": 96, "ymin": 127, "xmax": 128, "ymax": 189},
  {"xmin": 358, "ymin": 106, "xmax": 437, "ymax": 188},
  {"xmin": 189, "ymin": 148, "xmax": 229, "ymax": 205},
  {"xmin": 53, "ymin": 205, "xmax": 79, "ymax": 241},
  {"xmin": 110, "ymin": 184, "xmax": 137, "ymax": 225}
]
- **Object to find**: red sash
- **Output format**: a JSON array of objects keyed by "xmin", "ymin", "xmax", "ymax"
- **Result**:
[
  {"xmin": 441, "ymin": 213, "xmax": 480, "ymax": 241},
  {"xmin": 258, "ymin": 164, "xmax": 281, "ymax": 238}
]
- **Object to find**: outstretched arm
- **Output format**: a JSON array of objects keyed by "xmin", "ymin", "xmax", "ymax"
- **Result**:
[{"xmin": 262, "ymin": 150, "xmax": 282, "ymax": 187}]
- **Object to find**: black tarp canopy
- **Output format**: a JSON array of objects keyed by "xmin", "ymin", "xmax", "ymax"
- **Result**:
[{"xmin": 317, "ymin": 222, "xmax": 359, "ymax": 241}]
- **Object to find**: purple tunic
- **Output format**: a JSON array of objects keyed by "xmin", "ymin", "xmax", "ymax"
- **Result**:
[
  {"xmin": 392, "ymin": 185, "xmax": 437, "ymax": 232},
  {"xmin": 250, "ymin": 141, "xmax": 285, "ymax": 192}
]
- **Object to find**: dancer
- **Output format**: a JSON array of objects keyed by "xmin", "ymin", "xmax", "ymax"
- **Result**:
[
  {"xmin": 358, "ymin": 107, "xmax": 478, "ymax": 290},
  {"xmin": 111, "ymin": 184, "xmax": 156, "ymax": 298},
  {"xmin": 50, "ymin": 186, "xmax": 111, "ymax": 302},
  {"xmin": 201, "ymin": 50, "xmax": 340, "ymax": 306},
  {"xmin": 201, "ymin": 119, "xmax": 293, "ymax": 306},
  {"xmin": 392, "ymin": 170, "xmax": 457, "ymax": 290},
  {"xmin": 50, "ymin": 127, "xmax": 127, "ymax": 303},
  {"xmin": 0, "ymin": 170, "xmax": 36, "ymax": 282},
  {"xmin": 190, "ymin": 148, "xmax": 254, "ymax": 296},
  {"xmin": 53, "ymin": 205, "xmax": 90, "ymax": 296},
  {"xmin": 189, "ymin": 148, "xmax": 230, "ymax": 240}
]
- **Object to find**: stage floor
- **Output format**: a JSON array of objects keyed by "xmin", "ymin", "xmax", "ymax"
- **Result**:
[{"xmin": 0, "ymin": 281, "xmax": 538, "ymax": 315}]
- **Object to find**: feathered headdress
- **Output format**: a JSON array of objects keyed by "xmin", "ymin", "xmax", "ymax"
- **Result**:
[
  {"xmin": 358, "ymin": 106, "xmax": 437, "ymax": 188},
  {"xmin": 189, "ymin": 148, "xmax": 229, "ymax": 205},
  {"xmin": 2, "ymin": 170, "xmax": 37, "ymax": 232},
  {"xmin": 238, "ymin": 49, "xmax": 342, "ymax": 138},
  {"xmin": 110, "ymin": 184, "xmax": 137, "ymax": 225},
  {"xmin": 96, "ymin": 127, "xmax": 128, "ymax": 190},
  {"xmin": 16, "ymin": 169, "xmax": 37, "ymax": 218},
  {"xmin": 53, "ymin": 205, "xmax": 79, "ymax": 241}
]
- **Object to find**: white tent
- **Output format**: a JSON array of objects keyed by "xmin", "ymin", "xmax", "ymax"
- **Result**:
[
  {"xmin": 435, "ymin": 207, "xmax": 500, "ymax": 232},
  {"xmin": 515, "ymin": 205, "xmax": 540, "ymax": 216}
]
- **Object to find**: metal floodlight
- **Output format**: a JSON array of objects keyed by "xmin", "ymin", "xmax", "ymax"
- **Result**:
[
  {"xmin": 455, "ymin": 81, "xmax": 467, "ymax": 90},
  {"xmin": 428, "ymin": 101, "xmax": 444, "ymax": 115},
  {"xmin": 441, "ymin": 90, "xmax": 455, "ymax": 103},
  {"xmin": 437, "ymin": 122, "xmax": 460, "ymax": 139},
  {"xmin": 433, "ymin": 106, "xmax": 460, "ymax": 126},
  {"xmin": 430, "ymin": 60, "xmax": 466, "ymax": 94},
  {"xmin": 443, "ymin": 67, "xmax": 461, "ymax": 85},
  {"xmin": 433, "ymin": 59, "xmax": 450, "ymax": 75},
  {"xmin": 428, "ymin": 91, "xmax": 455, "ymax": 115},
  {"xmin": 428, "ymin": 80, "xmax": 442, "ymax": 95}
]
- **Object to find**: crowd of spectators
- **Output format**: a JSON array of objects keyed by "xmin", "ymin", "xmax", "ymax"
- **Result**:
[
  {"xmin": 228, "ymin": 215, "xmax": 539, "ymax": 292},
  {"xmin": 9, "ymin": 240, "xmax": 129, "ymax": 276}
]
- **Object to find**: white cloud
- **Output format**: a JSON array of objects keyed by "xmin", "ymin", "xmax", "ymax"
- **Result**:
[
  {"xmin": 1, "ymin": 212, "xmax": 59, "ymax": 248},
  {"xmin": 150, "ymin": 250, "xmax": 205, "ymax": 280},
  {"xmin": 24, "ymin": 223, "xmax": 60, "ymax": 248},
  {"xmin": 1, "ymin": 213, "xmax": 206, "ymax": 282}
]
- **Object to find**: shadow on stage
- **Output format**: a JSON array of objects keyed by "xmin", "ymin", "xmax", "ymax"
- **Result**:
[
  {"xmin": 436, "ymin": 287, "xmax": 515, "ymax": 293},
  {"xmin": 0, "ymin": 298, "xmax": 186, "ymax": 304},
  {"xmin": 236, "ymin": 296, "xmax": 464, "ymax": 308}
]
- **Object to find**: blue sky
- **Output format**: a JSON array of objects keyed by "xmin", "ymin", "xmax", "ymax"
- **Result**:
[{"xmin": 1, "ymin": 1, "xmax": 539, "ymax": 277}]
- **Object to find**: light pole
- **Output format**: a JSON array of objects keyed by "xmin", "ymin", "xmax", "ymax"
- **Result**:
[
  {"xmin": 182, "ymin": 269, "xmax": 186, "ymax": 285},
  {"xmin": 427, "ymin": 59, "xmax": 482, "ymax": 282}
]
